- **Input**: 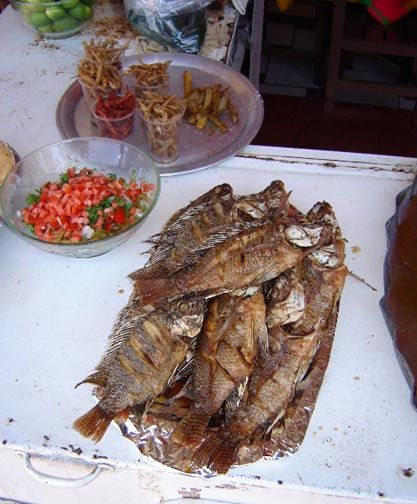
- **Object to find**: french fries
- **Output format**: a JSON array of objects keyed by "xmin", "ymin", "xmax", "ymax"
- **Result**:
[
  {"xmin": 137, "ymin": 91, "xmax": 185, "ymax": 162},
  {"xmin": 182, "ymin": 70, "xmax": 239, "ymax": 134}
]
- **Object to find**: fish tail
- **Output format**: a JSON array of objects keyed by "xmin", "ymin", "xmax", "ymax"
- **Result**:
[
  {"xmin": 207, "ymin": 439, "xmax": 239, "ymax": 474},
  {"xmin": 72, "ymin": 404, "xmax": 114, "ymax": 442},
  {"xmin": 134, "ymin": 277, "xmax": 175, "ymax": 305},
  {"xmin": 192, "ymin": 433, "xmax": 224, "ymax": 467},
  {"xmin": 172, "ymin": 410, "xmax": 210, "ymax": 447}
]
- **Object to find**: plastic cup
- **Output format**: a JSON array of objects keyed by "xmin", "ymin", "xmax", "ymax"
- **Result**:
[
  {"xmin": 79, "ymin": 78, "xmax": 114, "ymax": 111},
  {"xmin": 92, "ymin": 99, "xmax": 136, "ymax": 141},
  {"xmin": 139, "ymin": 104, "xmax": 185, "ymax": 164}
]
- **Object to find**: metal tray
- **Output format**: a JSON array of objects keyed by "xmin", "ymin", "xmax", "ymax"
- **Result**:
[{"xmin": 56, "ymin": 53, "xmax": 264, "ymax": 176}]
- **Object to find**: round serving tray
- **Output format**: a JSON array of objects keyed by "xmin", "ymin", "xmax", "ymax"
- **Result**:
[{"xmin": 56, "ymin": 53, "xmax": 264, "ymax": 176}]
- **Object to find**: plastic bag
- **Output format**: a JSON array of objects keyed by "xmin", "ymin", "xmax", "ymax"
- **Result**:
[{"xmin": 124, "ymin": 0, "xmax": 212, "ymax": 53}]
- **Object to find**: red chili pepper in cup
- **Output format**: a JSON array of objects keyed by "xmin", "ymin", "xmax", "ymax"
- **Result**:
[{"xmin": 94, "ymin": 89, "xmax": 136, "ymax": 140}]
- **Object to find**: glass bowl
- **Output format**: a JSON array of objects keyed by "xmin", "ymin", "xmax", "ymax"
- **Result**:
[
  {"xmin": 0, "ymin": 137, "xmax": 160, "ymax": 258},
  {"xmin": 10, "ymin": 0, "xmax": 96, "ymax": 39}
]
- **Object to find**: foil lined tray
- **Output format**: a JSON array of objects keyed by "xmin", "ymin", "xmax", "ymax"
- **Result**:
[{"xmin": 56, "ymin": 53, "xmax": 263, "ymax": 176}]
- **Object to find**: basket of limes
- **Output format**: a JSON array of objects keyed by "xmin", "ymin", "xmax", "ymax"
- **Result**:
[{"xmin": 10, "ymin": 0, "xmax": 95, "ymax": 38}]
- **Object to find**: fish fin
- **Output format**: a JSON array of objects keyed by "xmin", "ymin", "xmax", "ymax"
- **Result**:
[
  {"xmin": 114, "ymin": 407, "xmax": 132, "ymax": 423},
  {"xmin": 171, "ymin": 410, "xmax": 210, "ymax": 447},
  {"xmin": 128, "ymin": 262, "xmax": 167, "ymax": 282},
  {"xmin": 134, "ymin": 278, "xmax": 175, "ymax": 305},
  {"xmin": 72, "ymin": 404, "xmax": 114, "ymax": 442},
  {"xmin": 75, "ymin": 371, "xmax": 108, "ymax": 389},
  {"xmin": 192, "ymin": 433, "xmax": 224, "ymax": 467}
]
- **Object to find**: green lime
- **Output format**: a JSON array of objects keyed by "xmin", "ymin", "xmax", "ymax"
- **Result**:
[
  {"xmin": 52, "ymin": 15, "xmax": 78, "ymax": 31},
  {"xmin": 68, "ymin": 3, "xmax": 85, "ymax": 19},
  {"xmin": 80, "ymin": 0, "xmax": 94, "ymax": 6},
  {"xmin": 29, "ymin": 11, "xmax": 50, "ymax": 27},
  {"xmin": 19, "ymin": 4, "xmax": 37, "ymax": 15},
  {"xmin": 20, "ymin": 2, "xmax": 44, "ymax": 13},
  {"xmin": 37, "ymin": 22, "xmax": 54, "ymax": 32},
  {"xmin": 45, "ymin": 5, "xmax": 67, "ymax": 20},
  {"xmin": 83, "ymin": 5, "xmax": 92, "ymax": 19},
  {"xmin": 61, "ymin": 0, "xmax": 79, "ymax": 9}
]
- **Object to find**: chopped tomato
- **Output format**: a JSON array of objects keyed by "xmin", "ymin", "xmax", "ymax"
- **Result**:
[{"xmin": 20, "ymin": 167, "xmax": 154, "ymax": 244}]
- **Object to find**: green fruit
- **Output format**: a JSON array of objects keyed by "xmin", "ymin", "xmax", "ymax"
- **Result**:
[
  {"xmin": 37, "ymin": 22, "xmax": 53, "ymax": 32},
  {"xmin": 68, "ymin": 4, "xmax": 85, "ymax": 19},
  {"xmin": 83, "ymin": 5, "xmax": 92, "ymax": 19},
  {"xmin": 45, "ymin": 5, "xmax": 67, "ymax": 20},
  {"xmin": 52, "ymin": 15, "xmax": 78, "ymax": 31},
  {"xmin": 29, "ymin": 11, "xmax": 50, "ymax": 26},
  {"xmin": 61, "ymin": 0, "xmax": 79, "ymax": 9},
  {"xmin": 80, "ymin": 0, "xmax": 94, "ymax": 6}
]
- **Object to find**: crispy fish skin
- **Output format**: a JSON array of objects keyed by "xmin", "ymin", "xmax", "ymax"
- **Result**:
[
  {"xmin": 266, "ymin": 269, "xmax": 305, "ymax": 328},
  {"xmin": 192, "ymin": 328, "xmax": 321, "ymax": 473},
  {"xmin": 130, "ymin": 184, "xmax": 237, "ymax": 281},
  {"xmin": 266, "ymin": 308, "xmax": 339, "ymax": 456},
  {"xmin": 134, "ymin": 220, "xmax": 331, "ymax": 307},
  {"xmin": 172, "ymin": 290, "xmax": 267, "ymax": 447},
  {"xmin": 73, "ymin": 298, "xmax": 206, "ymax": 442}
]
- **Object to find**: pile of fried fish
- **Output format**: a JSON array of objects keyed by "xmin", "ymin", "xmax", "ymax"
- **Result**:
[{"xmin": 73, "ymin": 180, "xmax": 348, "ymax": 474}]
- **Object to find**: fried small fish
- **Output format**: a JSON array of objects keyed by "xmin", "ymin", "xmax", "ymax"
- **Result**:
[
  {"xmin": 172, "ymin": 290, "xmax": 267, "ymax": 447},
  {"xmin": 134, "ymin": 220, "xmax": 333, "ymax": 307},
  {"xmin": 73, "ymin": 297, "xmax": 206, "ymax": 442}
]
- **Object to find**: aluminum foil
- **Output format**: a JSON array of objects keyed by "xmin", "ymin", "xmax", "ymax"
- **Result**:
[{"xmin": 111, "ymin": 307, "xmax": 339, "ymax": 474}]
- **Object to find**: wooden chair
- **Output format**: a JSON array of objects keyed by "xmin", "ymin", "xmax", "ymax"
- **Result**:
[{"xmin": 325, "ymin": 0, "xmax": 417, "ymax": 118}]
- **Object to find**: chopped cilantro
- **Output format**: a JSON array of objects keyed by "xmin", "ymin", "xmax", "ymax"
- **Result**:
[
  {"xmin": 26, "ymin": 192, "xmax": 40, "ymax": 205},
  {"xmin": 108, "ymin": 173, "xmax": 117, "ymax": 181},
  {"xmin": 100, "ymin": 196, "xmax": 114, "ymax": 209},
  {"xmin": 87, "ymin": 205, "xmax": 100, "ymax": 225},
  {"xmin": 60, "ymin": 172, "xmax": 69, "ymax": 184}
]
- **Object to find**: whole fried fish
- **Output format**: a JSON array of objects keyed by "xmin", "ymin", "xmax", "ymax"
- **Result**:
[
  {"xmin": 265, "ymin": 204, "xmax": 347, "ymax": 454},
  {"xmin": 134, "ymin": 220, "xmax": 333, "ymax": 307},
  {"xmin": 130, "ymin": 184, "xmax": 238, "ymax": 281},
  {"xmin": 172, "ymin": 290, "xmax": 267, "ymax": 448},
  {"xmin": 73, "ymin": 297, "xmax": 206, "ymax": 442}
]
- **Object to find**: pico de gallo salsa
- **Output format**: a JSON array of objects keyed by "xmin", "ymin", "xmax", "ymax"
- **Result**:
[{"xmin": 20, "ymin": 167, "xmax": 154, "ymax": 243}]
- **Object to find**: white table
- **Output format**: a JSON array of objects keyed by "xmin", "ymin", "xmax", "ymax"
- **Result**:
[{"xmin": 1, "ymin": 7, "xmax": 417, "ymax": 504}]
